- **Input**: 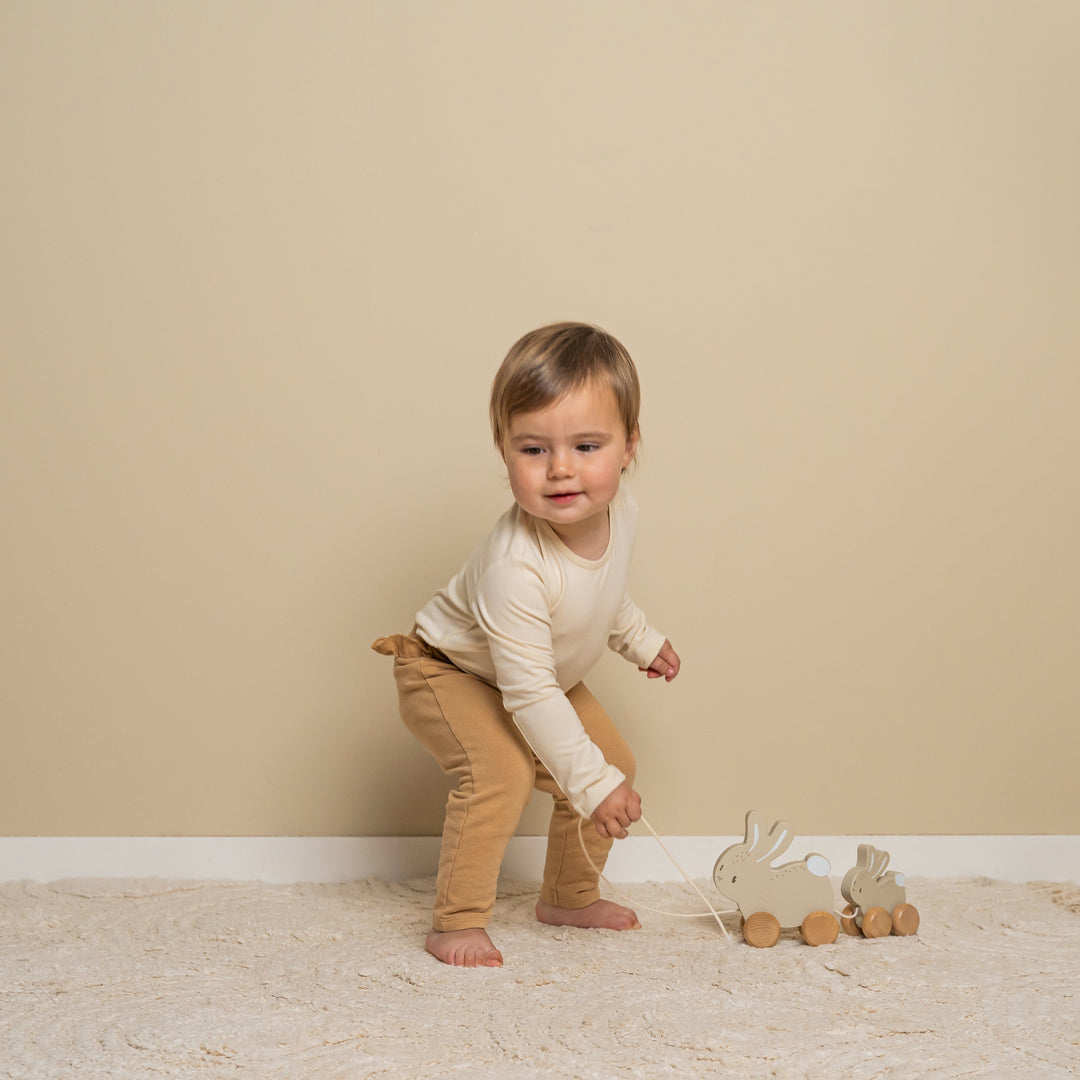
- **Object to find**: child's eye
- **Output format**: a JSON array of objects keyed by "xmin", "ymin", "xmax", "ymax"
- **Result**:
[
  {"xmin": 520, "ymin": 446, "xmax": 544, "ymax": 456},
  {"xmin": 576, "ymin": 443, "xmax": 600, "ymax": 453}
]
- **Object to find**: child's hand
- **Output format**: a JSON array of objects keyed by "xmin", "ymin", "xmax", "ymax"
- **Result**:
[
  {"xmin": 639, "ymin": 639, "xmax": 681, "ymax": 682},
  {"xmin": 591, "ymin": 781, "xmax": 642, "ymax": 840}
]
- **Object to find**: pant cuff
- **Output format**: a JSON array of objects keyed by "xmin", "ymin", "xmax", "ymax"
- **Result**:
[{"xmin": 538, "ymin": 884, "xmax": 602, "ymax": 909}]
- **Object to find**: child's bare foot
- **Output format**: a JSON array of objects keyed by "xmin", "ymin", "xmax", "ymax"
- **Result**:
[
  {"xmin": 425, "ymin": 927, "xmax": 503, "ymax": 967},
  {"xmin": 535, "ymin": 898, "xmax": 641, "ymax": 931}
]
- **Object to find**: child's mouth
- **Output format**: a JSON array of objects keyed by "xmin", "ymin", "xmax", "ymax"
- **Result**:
[{"xmin": 547, "ymin": 492, "xmax": 581, "ymax": 504}]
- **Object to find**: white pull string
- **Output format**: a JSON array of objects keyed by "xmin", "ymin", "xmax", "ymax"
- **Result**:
[
  {"xmin": 638, "ymin": 815, "xmax": 732, "ymax": 939},
  {"xmin": 577, "ymin": 813, "xmax": 732, "ymax": 939}
]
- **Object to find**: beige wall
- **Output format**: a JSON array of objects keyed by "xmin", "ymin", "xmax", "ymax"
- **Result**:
[{"xmin": 3, "ymin": 2, "xmax": 1078, "ymax": 838}]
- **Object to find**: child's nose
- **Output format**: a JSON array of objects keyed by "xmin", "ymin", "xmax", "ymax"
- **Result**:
[{"xmin": 548, "ymin": 450, "xmax": 573, "ymax": 478}]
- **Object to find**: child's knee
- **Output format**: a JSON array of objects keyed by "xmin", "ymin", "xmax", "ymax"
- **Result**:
[{"xmin": 490, "ymin": 752, "xmax": 537, "ymax": 809}]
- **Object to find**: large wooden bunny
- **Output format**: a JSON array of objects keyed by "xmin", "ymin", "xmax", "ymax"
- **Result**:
[
  {"xmin": 712, "ymin": 810, "xmax": 839, "ymax": 947},
  {"xmin": 840, "ymin": 844, "xmax": 920, "ymax": 938}
]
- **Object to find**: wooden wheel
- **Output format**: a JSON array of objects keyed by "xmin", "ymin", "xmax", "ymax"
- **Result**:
[
  {"xmin": 801, "ymin": 910, "xmax": 839, "ymax": 946},
  {"xmin": 891, "ymin": 903, "xmax": 920, "ymax": 936},
  {"xmin": 840, "ymin": 903, "xmax": 861, "ymax": 936},
  {"xmin": 861, "ymin": 905, "xmax": 892, "ymax": 938},
  {"xmin": 742, "ymin": 911, "xmax": 781, "ymax": 948}
]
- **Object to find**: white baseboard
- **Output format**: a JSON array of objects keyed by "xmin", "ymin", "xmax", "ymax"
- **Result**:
[{"xmin": 2, "ymin": 835, "xmax": 1078, "ymax": 884}]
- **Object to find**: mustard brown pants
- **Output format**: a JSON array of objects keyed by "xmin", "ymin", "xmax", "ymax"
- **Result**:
[{"xmin": 372, "ymin": 633, "xmax": 635, "ymax": 932}]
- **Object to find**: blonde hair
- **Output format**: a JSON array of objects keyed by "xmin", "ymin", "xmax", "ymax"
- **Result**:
[{"xmin": 489, "ymin": 322, "xmax": 641, "ymax": 455}]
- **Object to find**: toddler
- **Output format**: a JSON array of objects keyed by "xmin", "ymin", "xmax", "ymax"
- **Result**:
[{"xmin": 372, "ymin": 322, "xmax": 679, "ymax": 967}]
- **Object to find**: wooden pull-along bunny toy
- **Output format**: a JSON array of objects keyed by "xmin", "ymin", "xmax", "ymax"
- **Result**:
[
  {"xmin": 840, "ymin": 843, "xmax": 920, "ymax": 938},
  {"xmin": 712, "ymin": 810, "xmax": 840, "ymax": 947},
  {"xmin": 712, "ymin": 811, "xmax": 920, "ymax": 947}
]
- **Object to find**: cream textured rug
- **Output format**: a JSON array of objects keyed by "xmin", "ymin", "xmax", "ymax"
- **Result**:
[{"xmin": 2, "ymin": 875, "xmax": 1079, "ymax": 1078}]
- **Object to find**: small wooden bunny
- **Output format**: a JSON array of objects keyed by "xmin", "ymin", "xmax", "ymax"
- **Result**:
[
  {"xmin": 712, "ymin": 810, "xmax": 839, "ymax": 947},
  {"xmin": 840, "ymin": 844, "xmax": 920, "ymax": 938}
]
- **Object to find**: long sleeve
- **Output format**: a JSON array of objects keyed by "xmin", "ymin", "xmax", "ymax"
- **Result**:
[
  {"xmin": 608, "ymin": 593, "xmax": 666, "ymax": 671},
  {"xmin": 473, "ymin": 560, "xmax": 625, "ymax": 817}
]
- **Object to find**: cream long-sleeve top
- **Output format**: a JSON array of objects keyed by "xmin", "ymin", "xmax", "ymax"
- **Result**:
[{"xmin": 414, "ymin": 488, "xmax": 666, "ymax": 819}]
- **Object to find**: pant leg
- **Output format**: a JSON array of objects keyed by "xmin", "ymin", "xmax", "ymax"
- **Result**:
[
  {"xmin": 534, "ymin": 682, "xmax": 636, "ymax": 909},
  {"xmin": 377, "ymin": 635, "xmax": 536, "ymax": 932}
]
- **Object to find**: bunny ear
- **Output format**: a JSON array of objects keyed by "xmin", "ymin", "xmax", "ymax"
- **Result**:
[
  {"xmin": 756, "ymin": 820, "xmax": 795, "ymax": 864},
  {"xmin": 856, "ymin": 843, "xmax": 874, "ymax": 869},
  {"xmin": 743, "ymin": 810, "xmax": 766, "ymax": 852},
  {"xmin": 869, "ymin": 847, "xmax": 891, "ymax": 879}
]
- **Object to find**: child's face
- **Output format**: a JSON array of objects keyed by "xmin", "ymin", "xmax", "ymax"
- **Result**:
[{"xmin": 502, "ymin": 382, "xmax": 638, "ymax": 557}]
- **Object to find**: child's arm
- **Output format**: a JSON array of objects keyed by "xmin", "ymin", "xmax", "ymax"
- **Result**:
[
  {"xmin": 476, "ymin": 562, "xmax": 628, "ymax": 821},
  {"xmin": 608, "ymin": 595, "xmax": 680, "ymax": 682},
  {"xmin": 608, "ymin": 594, "xmax": 666, "ymax": 669}
]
